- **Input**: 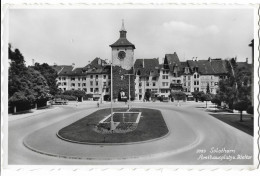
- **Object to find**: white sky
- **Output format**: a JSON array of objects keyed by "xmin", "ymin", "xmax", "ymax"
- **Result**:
[{"xmin": 9, "ymin": 8, "xmax": 254, "ymax": 67}]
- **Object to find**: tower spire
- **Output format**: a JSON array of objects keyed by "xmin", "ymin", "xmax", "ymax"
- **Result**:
[
  {"xmin": 121, "ymin": 19, "xmax": 126, "ymax": 31},
  {"xmin": 119, "ymin": 19, "xmax": 127, "ymax": 38}
]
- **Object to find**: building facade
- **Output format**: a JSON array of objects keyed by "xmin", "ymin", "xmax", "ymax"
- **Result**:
[{"xmin": 53, "ymin": 21, "xmax": 252, "ymax": 101}]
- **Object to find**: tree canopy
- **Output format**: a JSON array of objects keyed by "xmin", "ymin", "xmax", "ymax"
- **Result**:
[
  {"xmin": 216, "ymin": 58, "xmax": 252, "ymax": 109},
  {"xmin": 8, "ymin": 45, "xmax": 50, "ymax": 112},
  {"xmin": 33, "ymin": 62, "xmax": 59, "ymax": 96},
  {"xmin": 191, "ymin": 91, "xmax": 205, "ymax": 102},
  {"xmin": 234, "ymin": 100, "xmax": 249, "ymax": 122},
  {"xmin": 171, "ymin": 91, "xmax": 186, "ymax": 101}
]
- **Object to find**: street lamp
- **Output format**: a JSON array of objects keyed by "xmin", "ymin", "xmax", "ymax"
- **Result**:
[{"xmin": 110, "ymin": 62, "xmax": 114, "ymax": 130}]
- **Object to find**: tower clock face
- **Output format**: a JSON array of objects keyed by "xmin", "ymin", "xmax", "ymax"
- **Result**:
[{"xmin": 118, "ymin": 51, "xmax": 126, "ymax": 60}]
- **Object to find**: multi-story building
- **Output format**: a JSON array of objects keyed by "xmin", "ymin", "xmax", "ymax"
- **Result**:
[
  {"xmin": 134, "ymin": 58, "xmax": 160, "ymax": 100},
  {"xmin": 53, "ymin": 57, "xmax": 111, "ymax": 100},
  {"xmin": 52, "ymin": 21, "xmax": 252, "ymax": 101}
]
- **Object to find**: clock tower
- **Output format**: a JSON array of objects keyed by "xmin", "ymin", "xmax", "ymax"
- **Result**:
[{"xmin": 110, "ymin": 20, "xmax": 135, "ymax": 70}]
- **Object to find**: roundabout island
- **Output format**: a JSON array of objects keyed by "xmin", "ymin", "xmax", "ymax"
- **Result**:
[{"xmin": 57, "ymin": 108, "xmax": 169, "ymax": 144}]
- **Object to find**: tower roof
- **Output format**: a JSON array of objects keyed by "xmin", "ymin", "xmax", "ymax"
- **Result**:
[
  {"xmin": 110, "ymin": 38, "xmax": 135, "ymax": 49},
  {"xmin": 110, "ymin": 20, "xmax": 135, "ymax": 49}
]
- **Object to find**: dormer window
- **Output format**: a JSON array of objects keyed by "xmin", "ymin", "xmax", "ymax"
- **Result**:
[
  {"xmin": 193, "ymin": 66, "xmax": 198, "ymax": 72},
  {"xmin": 184, "ymin": 67, "xmax": 189, "ymax": 74}
]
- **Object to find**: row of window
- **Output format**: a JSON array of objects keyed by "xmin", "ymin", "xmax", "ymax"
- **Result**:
[
  {"xmin": 162, "ymin": 75, "xmax": 169, "ymax": 79},
  {"xmin": 194, "ymin": 81, "xmax": 200, "ymax": 85},
  {"xmin": 138, "ymin": 87, "xmax": 216, "ymax": 94},
  {"xmin": 139, "ymin": 82, "xmax": 157, "ymax": 87},
  {"xmin": 194, "ymin": 74, "xmax": 199, "ymax": 79},
  {"xmin": 139, "ymin": 77, "xmax": 157, "ymax": 81},
  {"xmin": 61, "ymin": 74, "xmax": 218, "ymax": 82},
  {"xmin": 172, "ymin": 80, "xmax": 181, "ymax": 83},
  {"xmin": 162, "ymin": 70, "xmax": 169, "ymax": 74},
  {"xmin": 183, "ymin": 76, "xmax": 191, "ymax": 80},
  {"xmin": 201, "ymin": 82, "xmax": 218, "ymax": 86},
  {"xmin": 60, "ymin": 87, "xmax": 110, "ymax": 93},
  {"xmin": 59, "ymin": 75, "xmax": 110, "ymax": 81},
  {"xmin": 69, "ymin": 82, "xmax": 110, "ymax": 87},
  {"xmin": 162, "ymin": 82, "xmax": 169, "ymax": 86}
]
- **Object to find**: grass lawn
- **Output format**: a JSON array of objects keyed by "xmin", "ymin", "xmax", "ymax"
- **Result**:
[
  {"xmin": 58, "ymin": 108, "xmax": 169, "ymax": 143},
  {"xmin": 210, "ymin": 114, "xmax": 254, "ymax": 136}
]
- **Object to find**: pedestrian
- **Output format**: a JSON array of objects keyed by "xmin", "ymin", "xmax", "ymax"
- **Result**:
[{"xmin": 97, "ymin": 102, "xmax": 99, "ymax": 108}]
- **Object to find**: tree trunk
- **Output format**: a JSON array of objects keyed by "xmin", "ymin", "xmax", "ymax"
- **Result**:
[
  {"xmin": 14, "ymin": 106, "xmax": 16, "ymax": 113},
  {"xmin": 240, "ymin": 111, "xmax": 243, "ymax": 122},
  {"xmin": 35, "ymin": 103, "xmax": 37, "ymax": 109}
]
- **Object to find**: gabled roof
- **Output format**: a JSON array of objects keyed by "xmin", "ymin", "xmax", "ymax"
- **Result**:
[
  {"xmin": 165, "ymin": 53, "xmax": 181, "ymax": 66},
  {"xmin": 53, "ymin": 58, "xmax": 110, "ymax": 76},
  {"xmin": 134, "ymin": 58, "xmax": 159, "ymax": 77},
  {"xmin": 110, "ymin": 38, "xmax": 135, "ymax": 49},
  {"xmin": 179, "ymin": 61, "xmax": 189, "ymax": 75},
  {"xmin": 51, "ymin": 65, "xmax": 74, "ymax": 75},
  {"xmin": 84, "ymin": 57, "xmax": 107, "ymax": 69},
  {"xmin": 164, "ymin": 53, "xmax": 182, "ymax": 73},
  {"xmin": 52, "ymin": 65, "xmax": 72, "ymax": 73},
  {"xmin": 187, "ymin": 59, "xmax": 228, "ymax": 75}
]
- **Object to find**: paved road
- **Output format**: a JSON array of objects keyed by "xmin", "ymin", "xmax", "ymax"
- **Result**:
[{"xmin": 8, "ymin": 102, "xmax": 253, "ymax": 165}]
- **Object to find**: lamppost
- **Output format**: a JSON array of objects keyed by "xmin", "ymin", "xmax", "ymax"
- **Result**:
[
  {"xmin": 110, "ymin": 62, "xmax": 114, "ymax": 130},
  {"xmin": 124, "ymin": 73, "xmax": 134, "ymax": 109}
]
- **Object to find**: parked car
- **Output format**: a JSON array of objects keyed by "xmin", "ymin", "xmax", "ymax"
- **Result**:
[{"xmin": 53, "ymin": 98, "xmax": 68, "ymax": 105}]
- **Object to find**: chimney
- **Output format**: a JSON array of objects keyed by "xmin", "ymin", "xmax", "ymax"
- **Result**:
[
  {"xmin": 32, "ymin": 59, "xmax": 35, "ymax": 66},
  {"xmin": 208, "ymin": 57, "xmax": 211, "ymax": 62},
  {"xmin": 195, "ymin": 57, "xmax": 198, "ymax": 61},
  {"xmin": 192, "ymin": 57, "xmax": 195, "ymax": 61},
  {"xmin": 246, "ymin": 58, "xmax": 248, "ymax": 63}
]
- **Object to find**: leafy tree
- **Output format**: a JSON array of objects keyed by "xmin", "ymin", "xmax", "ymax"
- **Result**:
[
  {"xmin": 216, "ymin": 58, "xmax": 238, "ymax": 109},
  {"xmin": 8, "ymin": 45, "xmax": 50, "ymax": 112},
  {"xmin": 234, "ymin": 100, "xmax": 249, "ymax": 122},
  {"xmin": 63, "ymin": 90, "xmax": 86, "ymax": 101},
  {"xmin": 171, "ymin": 91, "xmax": 186, "ymax": 102},
  {"xmin": 192, "ymin": 91, "xmax": 205, "ymax": 102},
  {"xmin": 201, "ymin": 93, "xmax": 212, "ymax": 108},
  {"xmin": 216, "ymin": 58, "xmax": 252, "ymax": 110},
  {"xmin": 33, "ymin": 62, "xmax": 59, "ymax": 96},
  {"xmin": 206, "ymin": 83, "xmax": 210, "ymax": 94},
  {"xmin": 144, "ymin": 90, "xmax": 151, "ymax": 101},
  {"xmin": 211, "ymin": 94, "xmax": 221, "ymax": 106},
  {"xmin": 55, "ymin": 94, "xmax": 76, "ymax": 101},
  {"xmin": 28, "ymin": 68, "xmax": 51, "ymax": 107}
]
